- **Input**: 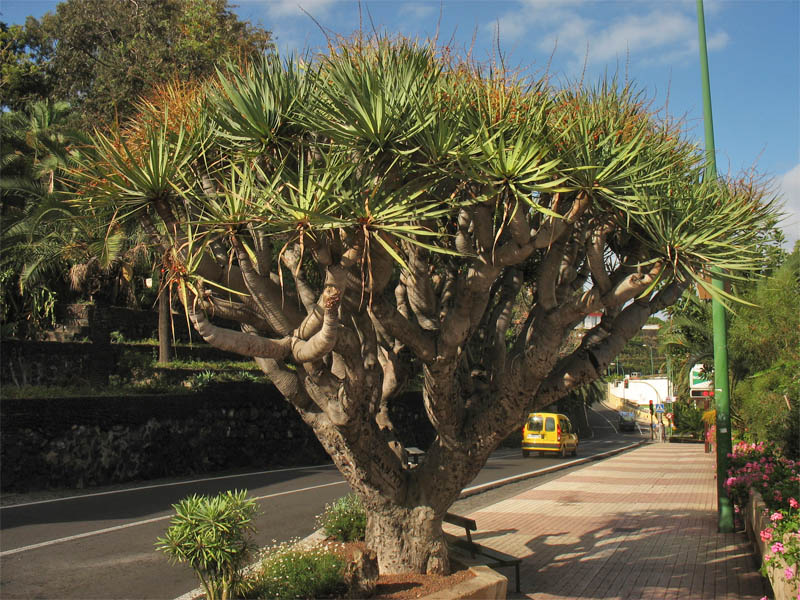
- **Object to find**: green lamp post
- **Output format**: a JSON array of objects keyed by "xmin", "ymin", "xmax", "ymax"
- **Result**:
[{"xmin": 696, "ymin": 0, "xmax": 735, "ymax": 533}]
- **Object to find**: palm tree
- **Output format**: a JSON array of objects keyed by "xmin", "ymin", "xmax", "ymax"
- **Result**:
[
  {"xmin": 1, "ymin": 100, "xmax": 153, "ymax": 338},
  {"xmin": 1, "ymin": 100, "xmax": 77, "ymax": 335}
]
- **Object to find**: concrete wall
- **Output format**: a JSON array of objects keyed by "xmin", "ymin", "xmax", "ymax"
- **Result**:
[{"xmin": 608, "ymin": 377, "xmax": 670, "ymax": 406}]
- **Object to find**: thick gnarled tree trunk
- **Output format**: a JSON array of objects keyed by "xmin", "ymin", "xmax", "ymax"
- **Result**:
[{"xmin": 367, "ymin": 503, "xmax": 450, "ymax": 574}]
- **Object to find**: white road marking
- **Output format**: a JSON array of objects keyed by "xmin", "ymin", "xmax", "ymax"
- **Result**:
[
  {"xmin": 1, "ymin": 463, "xmax": 338, "ymax": 509},
  {"xmin": 0, "ymin": 480, "xmax": 347, "ymax": 557},
  {"xmin": 0, "ymin": 515, "xmax": 171, "ymax": 557}
]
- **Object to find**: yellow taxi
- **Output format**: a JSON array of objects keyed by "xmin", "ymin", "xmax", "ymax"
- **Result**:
[{"xmin": 521, "ymin": 412, "xmax": 579, "ymax": 458}]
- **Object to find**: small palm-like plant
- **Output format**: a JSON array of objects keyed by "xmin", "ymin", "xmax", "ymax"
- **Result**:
[{"xmin": 156, "ymin": 490, "xmax": 257, "ymax": 600}]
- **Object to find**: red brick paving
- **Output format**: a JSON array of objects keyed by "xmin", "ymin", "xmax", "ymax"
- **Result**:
[{"xmin": 448, "ymin": 443, "xmax": 767, "ymax": 599}]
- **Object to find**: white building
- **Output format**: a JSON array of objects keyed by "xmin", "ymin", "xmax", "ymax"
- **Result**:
[{"xmin": 610, "ymin": 376, "xmax": 671, "ymax": 407}]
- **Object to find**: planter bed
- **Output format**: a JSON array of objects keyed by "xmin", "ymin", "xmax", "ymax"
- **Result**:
[{"xmin": 745, "ymin": 491, "xmax": 799, "ymax": 600}]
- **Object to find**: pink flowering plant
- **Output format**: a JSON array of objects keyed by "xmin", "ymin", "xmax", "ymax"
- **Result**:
[
  {"xmin": 723, "ymin": 441, "xmax": 800, "ymax": 590},
  {"xmin": 724, "ymin": 441, "xmax": 799, "ymax": 513},
  {"xmin": 759, "ymin": 503, "xmax": 799, "ymax": 589}
]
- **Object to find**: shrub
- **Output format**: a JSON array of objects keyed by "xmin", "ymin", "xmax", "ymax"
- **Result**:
[
  {"xmin": 316, "ymin": 493, "xmax": 367, "ymax": 542},
  {"xmin": 245, "ymin": 541, "xmax": 347, "ymax": 599},
  {"xmin": 156, "ymin": 490, "xmax": 257, "ymax": 600},
  {"xmin": 673, "ymin": 401, "xmax": 704, "ymax": 436}
]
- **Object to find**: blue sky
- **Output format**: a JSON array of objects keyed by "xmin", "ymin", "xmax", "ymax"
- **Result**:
[{"xmin": 3, "ymin": 0, "xmax": 798, "ymax": 246}]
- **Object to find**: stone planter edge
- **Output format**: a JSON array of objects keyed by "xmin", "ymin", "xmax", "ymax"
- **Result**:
[
  {"xmin": 175, "ymin": 529, "xmax": 508, "ymax": 600},
  {"xmin": 745, "ymin": 490, "xmax": 799, "ymax": 600}
]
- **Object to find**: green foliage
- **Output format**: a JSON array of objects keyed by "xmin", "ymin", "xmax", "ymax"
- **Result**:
[
  {"xmin": 1, "ymin": 0, "xmax": 273, "ymax": 331},
  {"xmin": 156, "ymin": 490, "xmax": 258, "ymax": 600},
  {"xmin": 316, "ymin": 493, "xmax": 367, "ymax": 543},
  {"xmin": 189, "ymin": 369, "xmax": 216, "ymax": 389},
  {"xmin": 21, "ymin": 0, "xmax": 272, "ymax": 126},
  {"xmin": 673, "ymin": 401, "xmax": 704, "ymax": 436},
  {"xmin": 1, "ymin": 100, "xmax": 76, "ymax": 333},
  {"xmin": 728, "ymin": 244, "xmax": 799, "ymax": 457},
  {"xmin": 735, "ymin": 367, "xmax": 799, "ymax": 459},
  {"xmin": 0, "ymin": 19, "xmax": 55, "ymax": 111},
  {"xmin": 70, "ymin": 36, "xmax": 778, "ymax": 318},
  {"xmin": 1, "ymin": 98, "xmax": 152, "ymax": 335},
  {"xmin": 245, "ymin": 541, "xmax": 347, "ymax": 600},
  {"xmin": 659, "ymin": 239, "xmax": 796, "ymax": 455}
]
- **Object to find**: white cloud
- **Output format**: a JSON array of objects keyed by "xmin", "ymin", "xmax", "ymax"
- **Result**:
[
  {"xmin": 489, "ymin": 2, "xmax": 729, "ymax": 70},
  {"xmin": 536, "ymin": 14, "xmax": 593, "ymax": 56},
  {"xmin": 397, "ymin": 3, "xmax": 437, "ymax": 20},
  {"xmin": 778, "ymin": 164, "xmax": 800, "ymax": 247},
  {"xmin": 266, "ymin": 0, "xmax": 337, "ymax": 19},
  {"xmin": 591, "ymin": 12, "xmax": 694, "ymax": 62}
]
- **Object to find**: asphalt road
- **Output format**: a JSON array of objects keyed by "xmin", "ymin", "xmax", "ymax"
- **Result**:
[{"xmin": 0, "ymin": 403, "xmax": 642, "ymax": 599}]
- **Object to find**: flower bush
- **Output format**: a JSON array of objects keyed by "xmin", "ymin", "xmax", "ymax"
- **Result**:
[
  {"xmin": 760, "ymin": 506, "xmax": 800, "ymax": 594},
  {"xmin": 725, "ymin": 441, "xmax": 799, "ymax": 513},
  {"xmin": 724, "ymin": 441, "xmax": 800, "ymax": 593},
  {"xmin": 315, "ymin": 493, "xmax": 367, "ymax": 543},
  {"xmin": 243, "ymin": 539, "xmax": 348, "ymax": 599}
]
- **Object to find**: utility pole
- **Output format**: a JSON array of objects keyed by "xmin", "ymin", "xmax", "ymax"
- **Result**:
[{"xmin": 696, "ymin": 0, "xmax": 734, "ymax": 533}]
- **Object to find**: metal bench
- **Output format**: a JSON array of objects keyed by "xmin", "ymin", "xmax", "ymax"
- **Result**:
[{"xmin": 443, "ymin": 512, "xmax": 521, "ymax": 593}]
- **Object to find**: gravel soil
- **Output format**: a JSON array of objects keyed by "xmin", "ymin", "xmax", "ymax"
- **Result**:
[{"xmin": 338, "ymin": 541, "xmax": 475, "ymax": 599}]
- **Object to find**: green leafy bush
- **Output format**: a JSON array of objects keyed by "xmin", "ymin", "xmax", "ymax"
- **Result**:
[
  {"xmin": 734, "ymin": 363, "xmax": 799, "ymax": 459},
  {"xmin": 156, "ymin": 490, "xmax": 257, "ymax": 600},
  {"xmin": 188, "ymin": 369, "xmax": 216, "ymax": 389},
  {"xmin": 316, "ymin": 493, "xmax": 366, "ymax": 542},
  {"xmin": 245, "ymin": 541, "xmax": 347, "ymax": 599},
  {"xmin": 673, "ymin": 401, "xmax": 703, "ymax": 436}
]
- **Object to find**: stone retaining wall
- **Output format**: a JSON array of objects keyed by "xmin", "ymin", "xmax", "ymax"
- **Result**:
[{"xmin": 1, "ymin": 384, "xmax": 434, "ymax": 493}]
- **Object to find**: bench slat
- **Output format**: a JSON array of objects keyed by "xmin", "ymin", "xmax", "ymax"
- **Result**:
[{"xmin": 443, "ymin": 512, "xmax": 477, "ymax": 530}]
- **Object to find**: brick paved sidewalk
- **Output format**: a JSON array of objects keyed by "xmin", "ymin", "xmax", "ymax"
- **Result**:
[{"xmin": 453, "ymin": 443, "xmax": 768, "ymax": 599}]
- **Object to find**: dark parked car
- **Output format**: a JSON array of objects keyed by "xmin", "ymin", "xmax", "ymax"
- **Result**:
[{"xmin": 618, "ymin": 411, "xmax": 636, "ymax": 432}]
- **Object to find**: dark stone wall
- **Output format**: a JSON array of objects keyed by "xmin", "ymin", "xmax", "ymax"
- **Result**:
[
  {"xmin": 54, "ymin": 303, "xmax": 199, "ymax": 343},
  {"xmin": 0, "ymin": 384, "xmax": 433, "ymax": 492}
]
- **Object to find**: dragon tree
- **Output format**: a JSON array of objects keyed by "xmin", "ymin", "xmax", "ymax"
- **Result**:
[{"xmin": 69, "ymin": 37, "xmax": 777, "ymax": 574}]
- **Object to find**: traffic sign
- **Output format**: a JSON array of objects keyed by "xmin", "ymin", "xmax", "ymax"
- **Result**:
[{"xmin": 655, "ymin": 403, "xmax": 665, "ymax": 413}]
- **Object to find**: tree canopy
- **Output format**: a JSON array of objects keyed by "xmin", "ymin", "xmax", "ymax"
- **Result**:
[
  {"xmin": 1, "ymin": 0, "xmax": 273, "ymax": 124},
  {"xmin": 0, "ymin": 19, "xmax": 54, "ymax": 111},
  {"xmin": 66, "ymin": 36, "xmax": 779, "ymax": 574},
  {"xmin": 1, "ymin": 0, "xmax": 274, "ymax": 335}
]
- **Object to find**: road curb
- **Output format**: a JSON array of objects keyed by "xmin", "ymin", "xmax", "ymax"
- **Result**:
[{"xmin": 458, "ymin": 439, "xmax": 648, "ymax": 500}]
